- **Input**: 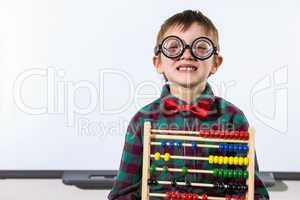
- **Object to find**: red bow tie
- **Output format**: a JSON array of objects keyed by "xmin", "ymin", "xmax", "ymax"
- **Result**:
[{"xmin": 163, "ymin": 98, "xmax": 211, "ymax": 119}]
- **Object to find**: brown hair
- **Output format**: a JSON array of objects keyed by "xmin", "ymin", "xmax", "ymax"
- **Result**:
[{"xmin": 155, "ymin": 10, "xmax": 220, "ymax": 52}]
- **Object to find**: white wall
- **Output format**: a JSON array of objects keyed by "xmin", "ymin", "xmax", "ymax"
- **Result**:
[{"xmin": 0, "ymin": 0, "xmax": 299, "ymax": 172}]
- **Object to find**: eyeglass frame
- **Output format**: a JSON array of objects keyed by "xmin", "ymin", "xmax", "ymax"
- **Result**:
[{"xmin": 154, "ymin": 35, "xmax": 219, "ymax": 61}]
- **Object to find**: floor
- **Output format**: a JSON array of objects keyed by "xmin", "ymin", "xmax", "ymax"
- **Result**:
[{"xmin": 0, "ymin": 180, "xmax": 298, "ymax": 200}]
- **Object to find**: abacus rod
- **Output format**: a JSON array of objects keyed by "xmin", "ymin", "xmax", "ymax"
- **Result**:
[
  {"xmin": 150, "ymin": 154, "xmax": 208, "ymax": 161},
  {"xmin": 149, "ymin": 193, "xmax": 226, "ymax": 200},
  {"xmin": 155, "ymin": 167, "xmax": 213, "ymax": 174},
  {"xmin": 158, "ymin": 180, "xmax": 214, "ymax": 188},
  {"xmin": 150, "ymin": 141, "xmax": 219, "ymax": 149},
  {"xmin": 151, "ymin": 134, "xmax": 248, "ymax": 144}
]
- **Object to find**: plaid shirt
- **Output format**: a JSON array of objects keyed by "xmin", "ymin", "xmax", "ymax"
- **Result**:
[{"xmin": 108, "ymin": 83, "xmax": 269, "ymax": 200}]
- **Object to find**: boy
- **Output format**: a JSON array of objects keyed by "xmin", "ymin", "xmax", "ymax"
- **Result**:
[{"xmin": 108, "ymin": 10, "xmax": 269, "ymax": 200}]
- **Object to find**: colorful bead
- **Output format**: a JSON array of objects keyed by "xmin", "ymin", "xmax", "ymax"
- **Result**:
[
  {"xmin": 244, "ymin": 157, "xmax": 249, "ymax": 166},
  {"xmin": 208, "ymin": 155, "xmax": 214, "ymax": 164},
  {"xmin": 187, "ymin": 193, "xmax": 193, "ymax": 200},
  {"xmin": 182, "ymin": 193, "xmax": 187, "ymax": 200},
  {"xmin": 213, "ymin": 168, "xmax": 218, "ymax": 176},
  {"xmin": 166, "ymin": 192, "xmax": 171, "ymax": 199},
  {"xmin": 229, "ymin": 157, "xmax": 234, "ymax": 165},
  {"xmin": 239, "ymin": 157, "xmax": 244, "ymax": 166},
  {"xmin": 228, "ymin": 144, "xmax": 233, "ymax": 151},
  {"xmin": 162, "ymin": 165, "xmax": 168, "ymax": 173},
  {"xmin": 243, "ymin": 145, "xmax": 248, "ymax": 151},
  {"xmin": 238, "ymin": 170, "xmax": 243, "ymax": 178},
  {"xmin": 213, "ymin": 155, "xmax": 219, "ymax": 164},
  {"xmin": 233, "ymin": 170, "xmax": 238, "ymax": 178},
  {"xmin": 202, "ymin": 193, "xmax": 208, "ymax": 200},
  {"xmin": 182, "ymin": 166, "xmax": 188, "ymax": 176},
  {"xmin": 166, "ymin": 141, "xmax": 173, "ymax": 148},
  {"xmin": 161, "ymin": 141, "xmax": 166, "ymax": 147},
  {"xmin": 224, "ymin": 144, "xmax": 229, "ymax": 151},
  {"xmin": 234, "ymin": 157, "xmax": 239, "ymax": 165},
  {"xmin": 243, "ymin": 171, "xmax": 249, "ymax": 178},
  {"xmin": 174, "ymin": 141, "xmax": 182, "ymax": 148},
  {"xmin": 192, "ymin": 193, "xmax": 198, "ymax": 200},
  {"xmin": 164, "ymin": 153, "xmax": 170, "ymax": 161},
  {"xmin": 228, "ymin": 170, "xmax": 233, "ymax": 178},
  {"xmin": 219, "ymin": 143, "xmax": 224, "ymax": 151},
  {"xmin": 238, "ymin": 145, "xmax": 243, "ymax": 151},
  {"xmin": 154, "ymin": 152, "xmax": 161, "ymax": 160},
  {"xmin": 224, "ymin": 156, "xmax": 229, "ymax": 164},
  {"xmin": 233, "ymin": 144, "xmax": 239, "ymax": 151},
  {"xmin": 149, "ymin": 164, "xmax": 156, "ymax": 173},
  {"xmin": 218, "ymin": 156, "xmax": 224, "ymax": 165},
  {"xmin": 191, "ymin": 141, "xmax": 197, "ymax": 150},
  {"xmin": 218, "ymin": 169, "xmax": 223, "ymax": 177}
]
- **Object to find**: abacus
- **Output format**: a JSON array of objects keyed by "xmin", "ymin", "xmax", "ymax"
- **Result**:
[{"xmin": 141, "ymin": 121, "xmax": 255, "ymax": 200}]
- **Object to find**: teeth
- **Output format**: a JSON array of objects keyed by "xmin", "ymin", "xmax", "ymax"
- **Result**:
[{"xmin": 178, "ymin": 66, "xmax": 196, "ymax": 71}]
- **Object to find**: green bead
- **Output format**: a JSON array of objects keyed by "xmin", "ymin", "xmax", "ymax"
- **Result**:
[
  {"xmin": 223, "ymin": 169, "xmax": 228, "ymax": 177},
  {"xmin": 228, "ymin": 170, "xmax": 233, "ymax": 178},
  {"xmin": 162, "ymin": 166, "xmax": 168, "ymax": 173},
  {"xmin": 150, "ymin": 164, "xmax": 156, "ymax": 173},
  {"xmin": 243, "ymin": 171, "xmax": 249, "ymax": 178},
  {"xmin": 218, "ymin": 169, "xmax": 223, "ymax": 177},
  {"xmin": 213, "ymin": 169, "xmax": 219, "ymax": 176},
  {"xmin": 233, "ymin": 170, "xmax": 238, "ymax": 178},
  {"xmin": 238, "ymin": 170, "xmax": 243, "ymax": 178},
  {"xmin": 182, "ymin": 166, "xmax": 188, "ymax": 176}
]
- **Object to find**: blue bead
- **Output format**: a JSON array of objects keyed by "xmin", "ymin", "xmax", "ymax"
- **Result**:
[
  {"xmin": 219, "ymin": 143, "xmax": 224, "ymax": 151},
  {"xmin": 166, "ymin": 141, "xmax": 173, "ymax": 148},
  {"xmin": 224, "ymin": 144, "xmax": 228, "ymax": 151},
  {"xmin": 174, "ymin": 141, "xmax": 182, "ymax": 149},
  {"xmin": 191, "ymin": 141, "xmax": 197, "ymax": 150},
  {"xmin": 233, "ymin": 144, "xmax": 239, "ymax": 151},
  {"xmin": 161, "ymin": 141, "xmax": 166, "ymax": 147},
  {"xmin": 243, "ymin": 145, "xmax": 248, "ymax": 151},
  {"xmin": 238, "ymin": 145, "xmax": 243, "ymax": 151},
  {"xmin": 228, "ymin": 144, "xmax": 233, "ymax": 151}
]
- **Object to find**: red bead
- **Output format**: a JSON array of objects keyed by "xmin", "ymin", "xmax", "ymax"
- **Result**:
[
  {"xmin": 166, "ymin": 192, "xmax": 171, "ymax": 199},
  {"xmin": 239, "ymin": 196, "xmax": 245, "ymax": 200},
  {"xmin": 219, "ymin": 131, "xmax": 225, "ymax": 138},
  {"xmin": 176, "ymin": 192, "xmax": 181, "ymax": 199},
  {"xmin": 192, "ymin": 193, "xmax": 198, "ymax": 200},
  {"xmin": 205, "ymin": 130, "xmax": 211, "ymax": 137},
  {"xmin": 187, "ymin": 193, "xmax": 193, "ymax": 200},
  {"xmin": 201, "ymin": 193, "xmax": 208, "ymax": 200},
  {"xmin": 229, "ymin": 131, "xmax": 235, "ymax": 138},
  {"xmin": 244, "ymin": 132, "xmax": 249, "ymax": 140},
  {"xmin": 171, "ymin": 192, "xmax": 177, "ymax": 199},
  {"xmin": 232, "ymin": 197, "xmax": 239, "ymax": 200},
  {"xmin": 225, "ymin": 196, "xmax": 231, "ymax": 200},
  {"xmin": 182, "ymin": 193, "xmax": 188, "ymax": 200},
  {"xmin": 234, "ymin": 131, "xmax": 239, "ymax": 139}
]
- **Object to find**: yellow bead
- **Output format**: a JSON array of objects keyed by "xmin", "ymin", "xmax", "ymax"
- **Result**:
[
  {"xmin": 239, "ymin": 157, "xmax": 244, "ymax": 166},
  {"xmin": 154, "ymin": 152, "xmax": 161, "ymax": 160},
  {"xmin": 223, "ymin": 156, "xmax": 228, "ymax": 165},
  {"xmin": 208, "ymin": 155, "xmax": 214, "ymax": 164},
  {"xmin": 214, "ymin": 155, "xmax": 219, "ymax": 164},
  {"xmin": 234, "ymin": 157, "xmax": 239, "ymax": 165},
  {"xmin": 218, "ymin": 156, "xmax": 224, "ymax": 165},
  {"xmin": 244, "ymin": 157, "xmax": 249, "ymax": 166},
  {"xmin": 229, "ymin": 157, "xmax": 234, "ymax": 165},
  {"xmin": 164, "ymin": 153, "xmax": 170, "ymax": 161}
]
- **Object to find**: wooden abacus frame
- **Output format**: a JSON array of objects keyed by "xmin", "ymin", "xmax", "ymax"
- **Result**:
[{"xmin": 141, "ymin": 121, "xmax": 255, "ymax": 200}]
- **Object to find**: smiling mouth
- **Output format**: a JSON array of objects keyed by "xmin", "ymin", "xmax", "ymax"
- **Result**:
[{"xmin": 176, "ymin": 65, "xmax": 197, "ymax": 72}]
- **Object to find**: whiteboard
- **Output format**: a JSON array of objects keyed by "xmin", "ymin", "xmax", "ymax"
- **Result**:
[{"xmin": 0, "ymin": 0, "xmax": 299, "ymax": 172}]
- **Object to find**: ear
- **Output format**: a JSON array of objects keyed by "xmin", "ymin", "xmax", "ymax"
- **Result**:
[
  {"xmin": 210, "ymin": 54, "xmax": 223, "ymax": 74},
  {"xmin": 153, "ymin": 55, "xmax": 163, "ymax": 74}
]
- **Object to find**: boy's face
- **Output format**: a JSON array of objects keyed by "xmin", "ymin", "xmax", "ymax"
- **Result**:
[{"xmin": 153, "ymin": 23, "xmax": 223, "ymax": 89}]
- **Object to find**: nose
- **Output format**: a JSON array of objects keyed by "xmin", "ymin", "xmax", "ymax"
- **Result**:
[{"xmin": 180, "ymin": 46, "xmax": 195, "ymax": 61}]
